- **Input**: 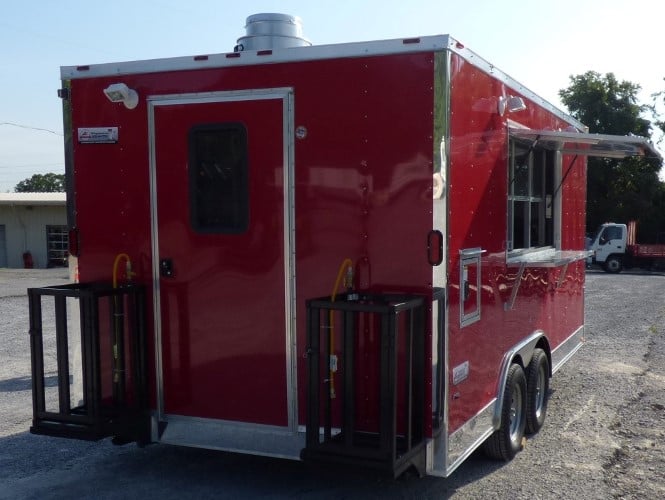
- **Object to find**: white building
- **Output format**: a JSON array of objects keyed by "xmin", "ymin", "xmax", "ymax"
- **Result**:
[{"xmin": 0, "ymin": 193, "xmax": 67, "ymax": 268}]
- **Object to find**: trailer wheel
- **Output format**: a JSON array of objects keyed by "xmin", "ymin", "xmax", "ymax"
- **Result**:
[
  {"xmin": 525, "ymin": 348, "xmax": 549, "ymax": 434},
  {"xmin": 604, "ymin": 255, "xmax": 623, "ymax": 273},
  {"xmin": 483, "ymin": 363, "xmax": 527, "ymax": 461}
]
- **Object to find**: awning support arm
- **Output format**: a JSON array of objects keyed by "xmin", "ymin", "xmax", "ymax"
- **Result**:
[{"xmin": 549, "ymin": 154, "xmax": 578, "ymax": 208}]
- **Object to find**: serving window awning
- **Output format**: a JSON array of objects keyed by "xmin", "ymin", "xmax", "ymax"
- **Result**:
[{"xmin": 509, "ymin": 128, "xmax": 662, "ymax": 160}]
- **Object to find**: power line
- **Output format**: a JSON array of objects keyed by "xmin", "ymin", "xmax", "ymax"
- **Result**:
[
  {"xmin": 0, "ymin": 163, "xmax": 65, "ymax": 171},
  {"xmin": 0, "ymin": 122, "xmax": 63, "ymax": 136}
]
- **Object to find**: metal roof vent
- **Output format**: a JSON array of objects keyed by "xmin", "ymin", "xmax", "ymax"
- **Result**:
[{"xmin": 235, "ymin": 13, "xmax": 311, "ymax": 51}]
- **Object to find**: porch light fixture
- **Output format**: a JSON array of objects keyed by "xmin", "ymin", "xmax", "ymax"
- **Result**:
[
  {"xmin": 103, "ymin": 83, "xmax": 139, "ymax": 109},
  {"xmin": 498, "ymin": 95, "xmax": 527, "ymax": 116}
]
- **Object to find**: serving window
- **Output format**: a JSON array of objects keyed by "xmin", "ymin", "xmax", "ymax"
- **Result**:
[
  {"xmin": 505, "ymin": 125, "xmax": 660, "ymax": 255},
  {"xmin": 507, "ymin": 139, "xmax": 556, "ymax": 252}
]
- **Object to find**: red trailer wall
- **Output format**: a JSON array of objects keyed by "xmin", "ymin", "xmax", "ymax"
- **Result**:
[
  {"xmin": 446, "ymin": 53, "xmax": 587, "ymax": 433},
  {"xmin": 67, "ymin": 51, "xmax": 436, "ymax": 428}
]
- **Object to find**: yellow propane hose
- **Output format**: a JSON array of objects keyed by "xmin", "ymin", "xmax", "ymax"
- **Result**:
[
  {"xmin": 111, "ymin": 253, "xmax": 133, "ymax": 388},
  {"xmin": 112, "ymin": 253, "xmax": 133, "ymax": 288},
  {"xmin": 329, "ymin": 258, "xmax": 353, "ymax": 399}
]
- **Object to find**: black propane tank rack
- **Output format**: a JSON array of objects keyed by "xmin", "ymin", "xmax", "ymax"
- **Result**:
[
  {"xmin": 28, "ymin": 282, "xmax": 149, "ymax": 444},
  {"xmin": 303, "ymin": 293, "xmax": 426, "ymax": 477}
]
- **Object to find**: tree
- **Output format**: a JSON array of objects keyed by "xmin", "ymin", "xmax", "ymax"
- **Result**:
[
  {"xmin": 651, "ymin": 81, "xmax": 665, "ymax": 140},
  {"xmin": 14, "ymin": 173, "xmax": 65, "ymax": 193},
  {"xmin": 559, "ymin": 71, "xmax": 664, "ymax": 241}
]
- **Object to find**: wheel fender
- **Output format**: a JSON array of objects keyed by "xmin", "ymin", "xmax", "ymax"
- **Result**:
[{"xmin": 492, "ymin": 330, "xmax": 547, "ymax": 429}]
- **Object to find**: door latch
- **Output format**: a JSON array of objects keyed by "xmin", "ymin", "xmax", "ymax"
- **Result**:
[{"xmin": 160, "ymin": 258, "xmax": 174, "ymax": 278}]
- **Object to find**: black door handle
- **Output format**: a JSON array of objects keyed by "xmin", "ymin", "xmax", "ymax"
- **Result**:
[{"xmin": 160, "ymin": 258, "xmax": 174, "ymax": 278}]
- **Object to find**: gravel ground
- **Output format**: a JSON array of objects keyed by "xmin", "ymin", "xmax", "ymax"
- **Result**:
[{"xmin": 1, "ymin": 268, "xmax": 663, "ymax": 499}]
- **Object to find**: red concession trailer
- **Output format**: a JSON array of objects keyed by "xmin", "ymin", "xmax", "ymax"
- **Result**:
[{"xmin": 28, "ymin": 14, "xmax": 660, "ymax": 478}]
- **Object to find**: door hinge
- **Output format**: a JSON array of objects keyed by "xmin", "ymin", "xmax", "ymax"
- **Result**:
[{"xmin": 57, "ymin": 88, "xmax": 70, "ymax": 100}]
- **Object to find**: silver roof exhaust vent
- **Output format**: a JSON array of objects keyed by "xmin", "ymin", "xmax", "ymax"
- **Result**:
[{"xmin": 235, "ymin": 13, "xmax": 311, "ymax": 52}]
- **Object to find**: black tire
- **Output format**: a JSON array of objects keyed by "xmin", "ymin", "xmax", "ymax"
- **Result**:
[
  {"xmin": 525, "ymin": 348, "xmax": 549, "ymax": 434},
  {"xmin": 483, "ymin": 363, "xmax": 527, "ymax": 461},
  {"xmin": 604, "ymin": 255, "xmax": 623, "ymax": 273}
]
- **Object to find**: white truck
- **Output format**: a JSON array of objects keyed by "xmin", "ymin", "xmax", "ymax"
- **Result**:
[{"xmin": 588, "ymin": 221, "xmax": 665, "ymax": 273}]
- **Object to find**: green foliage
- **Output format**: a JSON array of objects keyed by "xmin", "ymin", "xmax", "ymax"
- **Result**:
[
  {"xmin": 651, "ymin": 83, "xmax": 665, "ymax": 138},
  {"xmin": 14, "ymin": 173, "xmax": 65, "ymax": 193},
  {"xmin": 560, "ymin": 72, "xmax": 651, "ymax": 136},
  {"xmin": 559, "ymin": 71, "xmax": 664, "ymax": 241}
]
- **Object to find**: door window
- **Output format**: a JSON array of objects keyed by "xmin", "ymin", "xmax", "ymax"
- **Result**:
[
  {"xmin": 189, "ymin": 123, "xmax": 248, "ymax": 233},
  {"xmin": 600, "ymin": 226, "xmax": 622, "ymax": 244}
]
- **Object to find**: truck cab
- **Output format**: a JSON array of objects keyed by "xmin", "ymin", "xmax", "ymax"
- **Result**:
[{"xmin": 589, "ymin": 223, "xmax": 627, "ymax": 273}]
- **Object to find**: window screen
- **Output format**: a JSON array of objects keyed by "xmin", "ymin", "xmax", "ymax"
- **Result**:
[{"xmin": 189, "ymin": 123, "xmax": 248, "ymax": 233}]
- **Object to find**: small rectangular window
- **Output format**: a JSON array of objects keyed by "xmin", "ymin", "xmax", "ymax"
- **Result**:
[
  {"xmin": 189, "ymin": 123, "xmax": 248, "ymax": 233},
  {"xmin": 512, "ymin": 147, "xmax": 530, "ymax": 197},
  {"xmin": 459, "ymin": 249, "xmax": 482, "ymax": 328}
]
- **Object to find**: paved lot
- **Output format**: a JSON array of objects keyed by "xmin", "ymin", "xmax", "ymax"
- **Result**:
[{"xmin": 1, "ymin": 268, "xmax": 664, "ymax": 499}]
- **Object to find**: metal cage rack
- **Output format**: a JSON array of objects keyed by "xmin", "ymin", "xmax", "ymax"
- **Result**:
[
  {"xmin": 303, "ymin": 293, "xmax": 427, "ymax": 477},
  {"xmin": 28, "ymin": 282, "xmax": 149, "ymax": 444}
]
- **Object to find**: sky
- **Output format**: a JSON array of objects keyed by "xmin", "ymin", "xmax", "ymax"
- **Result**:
[{"xmin": 1, "ymin": 0, "xmax": 664, "ymax": 192}]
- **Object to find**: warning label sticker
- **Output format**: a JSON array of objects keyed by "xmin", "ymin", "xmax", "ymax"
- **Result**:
[{"xmin": 78, "ymin": 127, "xmax": 118, "ymax": 144}]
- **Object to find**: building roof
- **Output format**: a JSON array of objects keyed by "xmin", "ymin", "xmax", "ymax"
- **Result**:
[{"xmin": 0, "ymin": 192, "xmax": 66, "ymax": 206}]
